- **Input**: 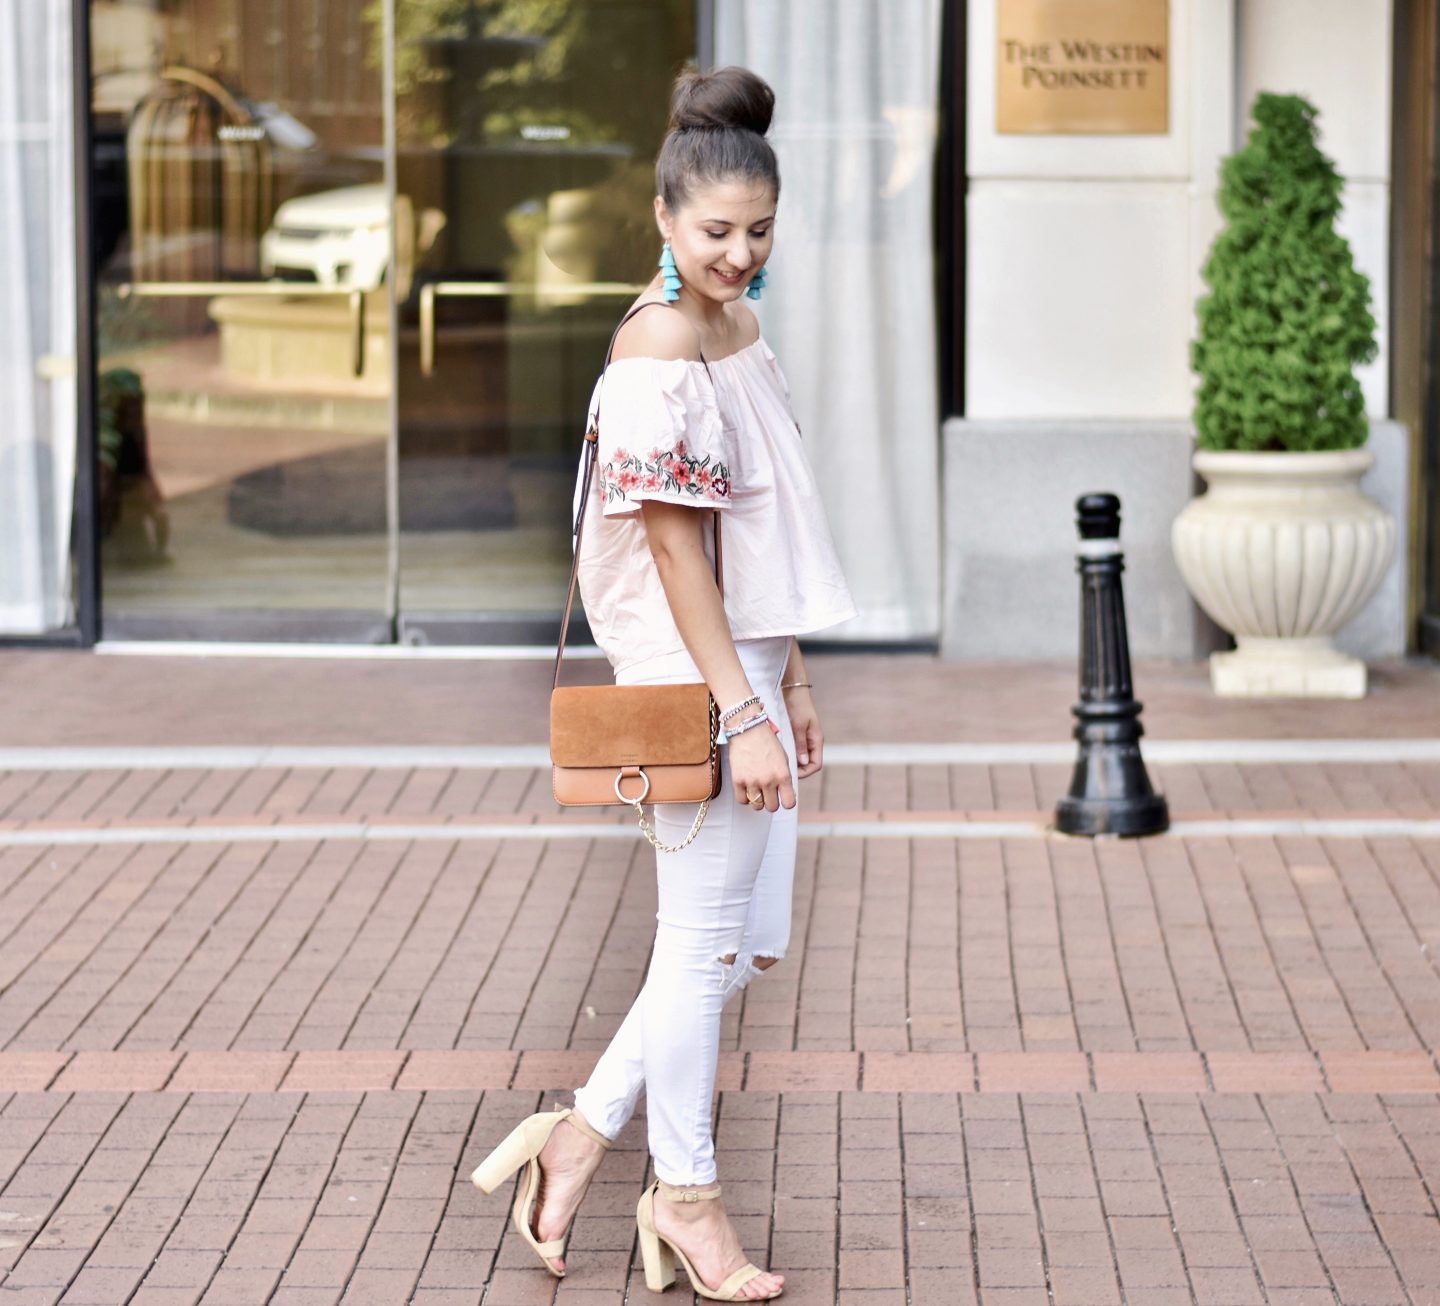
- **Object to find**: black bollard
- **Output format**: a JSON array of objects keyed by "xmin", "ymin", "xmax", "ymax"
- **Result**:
[{"xmin": 1054, "ymin": 494, "xmax": 1169, "ymax": 838}]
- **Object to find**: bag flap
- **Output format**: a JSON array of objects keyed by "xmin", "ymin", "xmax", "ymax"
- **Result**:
[{"xmin": 551, "ymin": 683, "xmax": 714, "ymax": 767}]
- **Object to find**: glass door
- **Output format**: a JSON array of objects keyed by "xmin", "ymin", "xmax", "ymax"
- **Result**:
[
  {"xmin": 90, "ymin": 0, "xmax": 394, "ymax": 640},
  {"xmin": 89, "ymin": 0, "xmax": 694, "ymax": 644},
  {"xmin": 392, "ymin": 0, "xmax": 696, "ymax": 644}
]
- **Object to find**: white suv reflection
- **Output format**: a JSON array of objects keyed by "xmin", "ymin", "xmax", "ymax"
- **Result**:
[{"xmin": 260, "ymin": 183, "xmax": 390, "ymax": 289}]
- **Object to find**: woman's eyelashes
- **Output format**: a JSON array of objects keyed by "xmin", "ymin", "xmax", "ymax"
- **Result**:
[{"xmin": 704, "ymin": 230, "xmax": 772, "ymax": 240}]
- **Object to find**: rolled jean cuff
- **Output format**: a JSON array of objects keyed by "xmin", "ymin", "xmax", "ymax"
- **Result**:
[
  {"xmin": 570, "ymin": 1087, "xmax": 629, "ymax": 1143},
  {"xmin": 653, "ymin": 1156, "xmax": 719, "ymax": 1187}
]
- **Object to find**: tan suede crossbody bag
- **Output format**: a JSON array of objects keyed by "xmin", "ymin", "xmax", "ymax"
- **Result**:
[{"xmin": 550, "ymin": 302, "xmax": 723, "ymax": 854}]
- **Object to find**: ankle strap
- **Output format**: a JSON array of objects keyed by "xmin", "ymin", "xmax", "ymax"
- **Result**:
[
  {"xmin": 561, "ymin": 1108, "xmax": 613, "ymax": 1150},
  {"xmin": 657, "ymin": 1179, "xmax": 722, "ymax": 1202}
]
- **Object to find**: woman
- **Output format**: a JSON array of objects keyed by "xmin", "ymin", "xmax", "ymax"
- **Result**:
[{"xmin": 471, "ymin": 64, "xmax": 857, "ymax": 1302}]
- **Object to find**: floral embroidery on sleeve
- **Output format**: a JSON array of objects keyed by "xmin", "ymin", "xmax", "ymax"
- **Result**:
[{"xmin": 600, "ymin": 438, "xmax": 731, "ymax": 506}]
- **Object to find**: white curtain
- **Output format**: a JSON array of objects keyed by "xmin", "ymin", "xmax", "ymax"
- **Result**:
[
  {"xmin": 0, "ymin": 0, "xmax": 78, "ymax": 634},
  {"xmin": 715, "ymin": 0, "xmax": 942, "ymax": 641}
]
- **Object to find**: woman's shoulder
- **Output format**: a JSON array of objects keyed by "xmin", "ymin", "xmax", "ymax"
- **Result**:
[
  {"xmin": 729, "ymin": 302, "xmax": 761, "ymax": 349},
  {"xmin": 609, "ymin": 301, "xmax": 762, "ymax": 366},
  {"xmin": 611, "ymin": 301, "xmax": 704, "ymax": 364}
]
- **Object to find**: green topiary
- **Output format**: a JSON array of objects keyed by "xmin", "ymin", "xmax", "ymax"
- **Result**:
[{"xmin": 1191, "ymin": 92, "xmax": 1378, "ymax": 452}]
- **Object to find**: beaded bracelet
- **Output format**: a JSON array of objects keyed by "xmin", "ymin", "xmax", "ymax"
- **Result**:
[
  {"xmin": 716, "ymin": 709, "xmax": 778, "ymax": 746},
  {"xmin": 719, "ymin": 694, "xmax": 762, "ymax": 724}
]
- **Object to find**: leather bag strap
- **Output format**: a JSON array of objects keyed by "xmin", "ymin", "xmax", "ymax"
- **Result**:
[{"xmin": 553, "ymin": 301, "xmax": 723, "ymax": 690}]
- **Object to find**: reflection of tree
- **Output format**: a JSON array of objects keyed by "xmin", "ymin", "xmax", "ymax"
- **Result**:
[
  {"xmin": 367, "ymin": 0, "xmax": 614, "ymax": 146},
  {"xmin": 362, "ymin": 1, "xmax": 690, "ymax": 283}
]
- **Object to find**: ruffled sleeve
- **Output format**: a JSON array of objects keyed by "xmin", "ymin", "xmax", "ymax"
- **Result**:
[{"xmin": 591, "ymin": 357, "xmax": 734, "ymax": 518}]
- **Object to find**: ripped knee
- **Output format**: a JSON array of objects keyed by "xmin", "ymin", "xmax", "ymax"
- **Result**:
[
  {"xmin": 715, "ymin": 951, "xmax": 782, "ymax": 1003},
  {"xmin": 719, "ymin": 953, "xmax": 781, "ymax": 970}
]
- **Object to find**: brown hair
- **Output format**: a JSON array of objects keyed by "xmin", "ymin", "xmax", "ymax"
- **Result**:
[{"xmin": 655, "ymin": 65, "xmax": 781, "ymax": 213}]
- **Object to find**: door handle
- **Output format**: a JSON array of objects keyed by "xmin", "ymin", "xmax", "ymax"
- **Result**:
[
  {"xmin": 417, "ymin": 281, "xmax": 644, "ymax": 378},
  {"xmin": 36, "ymin": 354, "xmax": 77, "ymax": 379},
  {"xmin": 115, "ymin": 282, "xmax": 368, "ymax": 377}
]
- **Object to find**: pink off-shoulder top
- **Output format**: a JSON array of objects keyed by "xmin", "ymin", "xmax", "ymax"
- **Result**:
[{"xmin": 571, "ymin": 333, "xmax": 858, "ymax": 676}]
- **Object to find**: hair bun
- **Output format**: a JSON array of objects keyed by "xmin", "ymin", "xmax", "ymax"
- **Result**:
[
  {"xmin": 654, "ymin": 65, "xmax": 781, "ymax": 211},
  {"xmin": 668, "ymin": 65, "xmax": 774, "ymax": 136}
]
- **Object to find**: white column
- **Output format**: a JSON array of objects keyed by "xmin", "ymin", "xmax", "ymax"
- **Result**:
[{"xmin": 965, "ymin": 0, "xmax": 1230, "ymax": 419}]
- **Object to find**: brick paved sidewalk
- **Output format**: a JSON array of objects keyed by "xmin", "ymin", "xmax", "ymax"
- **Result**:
[
  {"xmin": 0, "ymin": 650, "xmax": 1438, "ymax": 1305},
  {"xmin": 1, "ymin": 650, "xmax": 1438, "ymax": 746}
]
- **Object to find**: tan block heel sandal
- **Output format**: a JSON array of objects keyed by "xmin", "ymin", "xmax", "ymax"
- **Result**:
[
  {"xmin": 469, "ymin": 1107, "xmax": 612, "ymax": 1276},
  {"xmin": 635, "ymin": 1178, "xmax": 783, "ymax": 1300}
]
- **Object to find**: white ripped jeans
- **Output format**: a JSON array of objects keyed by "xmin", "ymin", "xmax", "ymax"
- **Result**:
[{"xmin": 572, "ymin": 633, "xmax": 798, "ymax": 1185}]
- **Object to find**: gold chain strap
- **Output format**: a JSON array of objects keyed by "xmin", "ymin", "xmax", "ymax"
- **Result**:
[{"xmin": 633, "ymin": 797, "xmax": 710, "ymax": 853}]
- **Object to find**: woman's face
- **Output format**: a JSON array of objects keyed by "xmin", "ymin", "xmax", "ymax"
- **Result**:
[{"xmin": 656, "ymin": 178, "xmax": 776, "ymax": 305}]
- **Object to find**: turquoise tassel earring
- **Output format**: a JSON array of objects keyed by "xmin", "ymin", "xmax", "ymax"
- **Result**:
[
  {"xmin": 659, "ymin": 241, "xmax": 682, "ymax": 302},
  {"xmin": 746, "ymin": 264, "xmax": 768, "ymax": 301}
]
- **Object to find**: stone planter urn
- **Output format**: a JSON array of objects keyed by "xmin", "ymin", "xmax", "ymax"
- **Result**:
[{"xmin": 1171, "ymin": 448, "xmax": 1395, "ymax": 698}]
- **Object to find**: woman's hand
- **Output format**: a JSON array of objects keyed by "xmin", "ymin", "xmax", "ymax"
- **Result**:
[
  {"xmin": 728, "ymin": 722, "xmax": 796, "ymax": 813},
  {"xmin": 783, "ymin": 686, "xmax": 824, "ymax": 779}
]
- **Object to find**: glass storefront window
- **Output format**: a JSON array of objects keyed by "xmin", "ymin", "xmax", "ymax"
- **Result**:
[
  {"xmin": 90, "ymin": 0, "xmax": 392, "ymax": 640},
  {"xmin": 84, "ymin": 0, "xmax": 694, "ymax": 644}
]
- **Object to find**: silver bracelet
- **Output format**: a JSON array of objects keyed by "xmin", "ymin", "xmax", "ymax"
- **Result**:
[
  {"xmin": 719, "ymin": 694, "xmax": 762, "ymax": 724},
  {"xmin": 716, "ymin": 709, "xmax": 771, "ymax": 745}
]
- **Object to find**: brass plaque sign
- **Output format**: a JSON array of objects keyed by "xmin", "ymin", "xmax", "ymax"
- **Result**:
[{"xmin": 996, "ymin": 0, "xmax": 1169, "ymax": 134}]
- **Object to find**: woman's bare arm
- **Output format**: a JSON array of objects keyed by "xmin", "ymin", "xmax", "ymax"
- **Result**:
[
  {"xmin": 639, "ymin": 499, "xmax": 795, "ymax": 809},
  {"xmin": 639, "ymin": 501, "xmax": 758, "ymax": 711},
  {"xmin": 778, "ymin": 640, "xmax": 823, "ymax": 777}
]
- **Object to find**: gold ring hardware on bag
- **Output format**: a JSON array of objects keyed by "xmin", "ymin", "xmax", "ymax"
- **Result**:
[
  {"xmin": 548, "ymin": 301, "xmax": 726, "ymax": 858},
  {"xmin": 615, "ymin": 766, "xmax": 651, "ymax": 804},
  {"xmin": 616, "ymin": 766, "xmax": 709, "ymax": 853}
]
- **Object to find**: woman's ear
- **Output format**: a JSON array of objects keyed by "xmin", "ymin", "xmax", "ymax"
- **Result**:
[{"xmin": 653, "ymin": 195, "xmax": 671, "ymax": 242}]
